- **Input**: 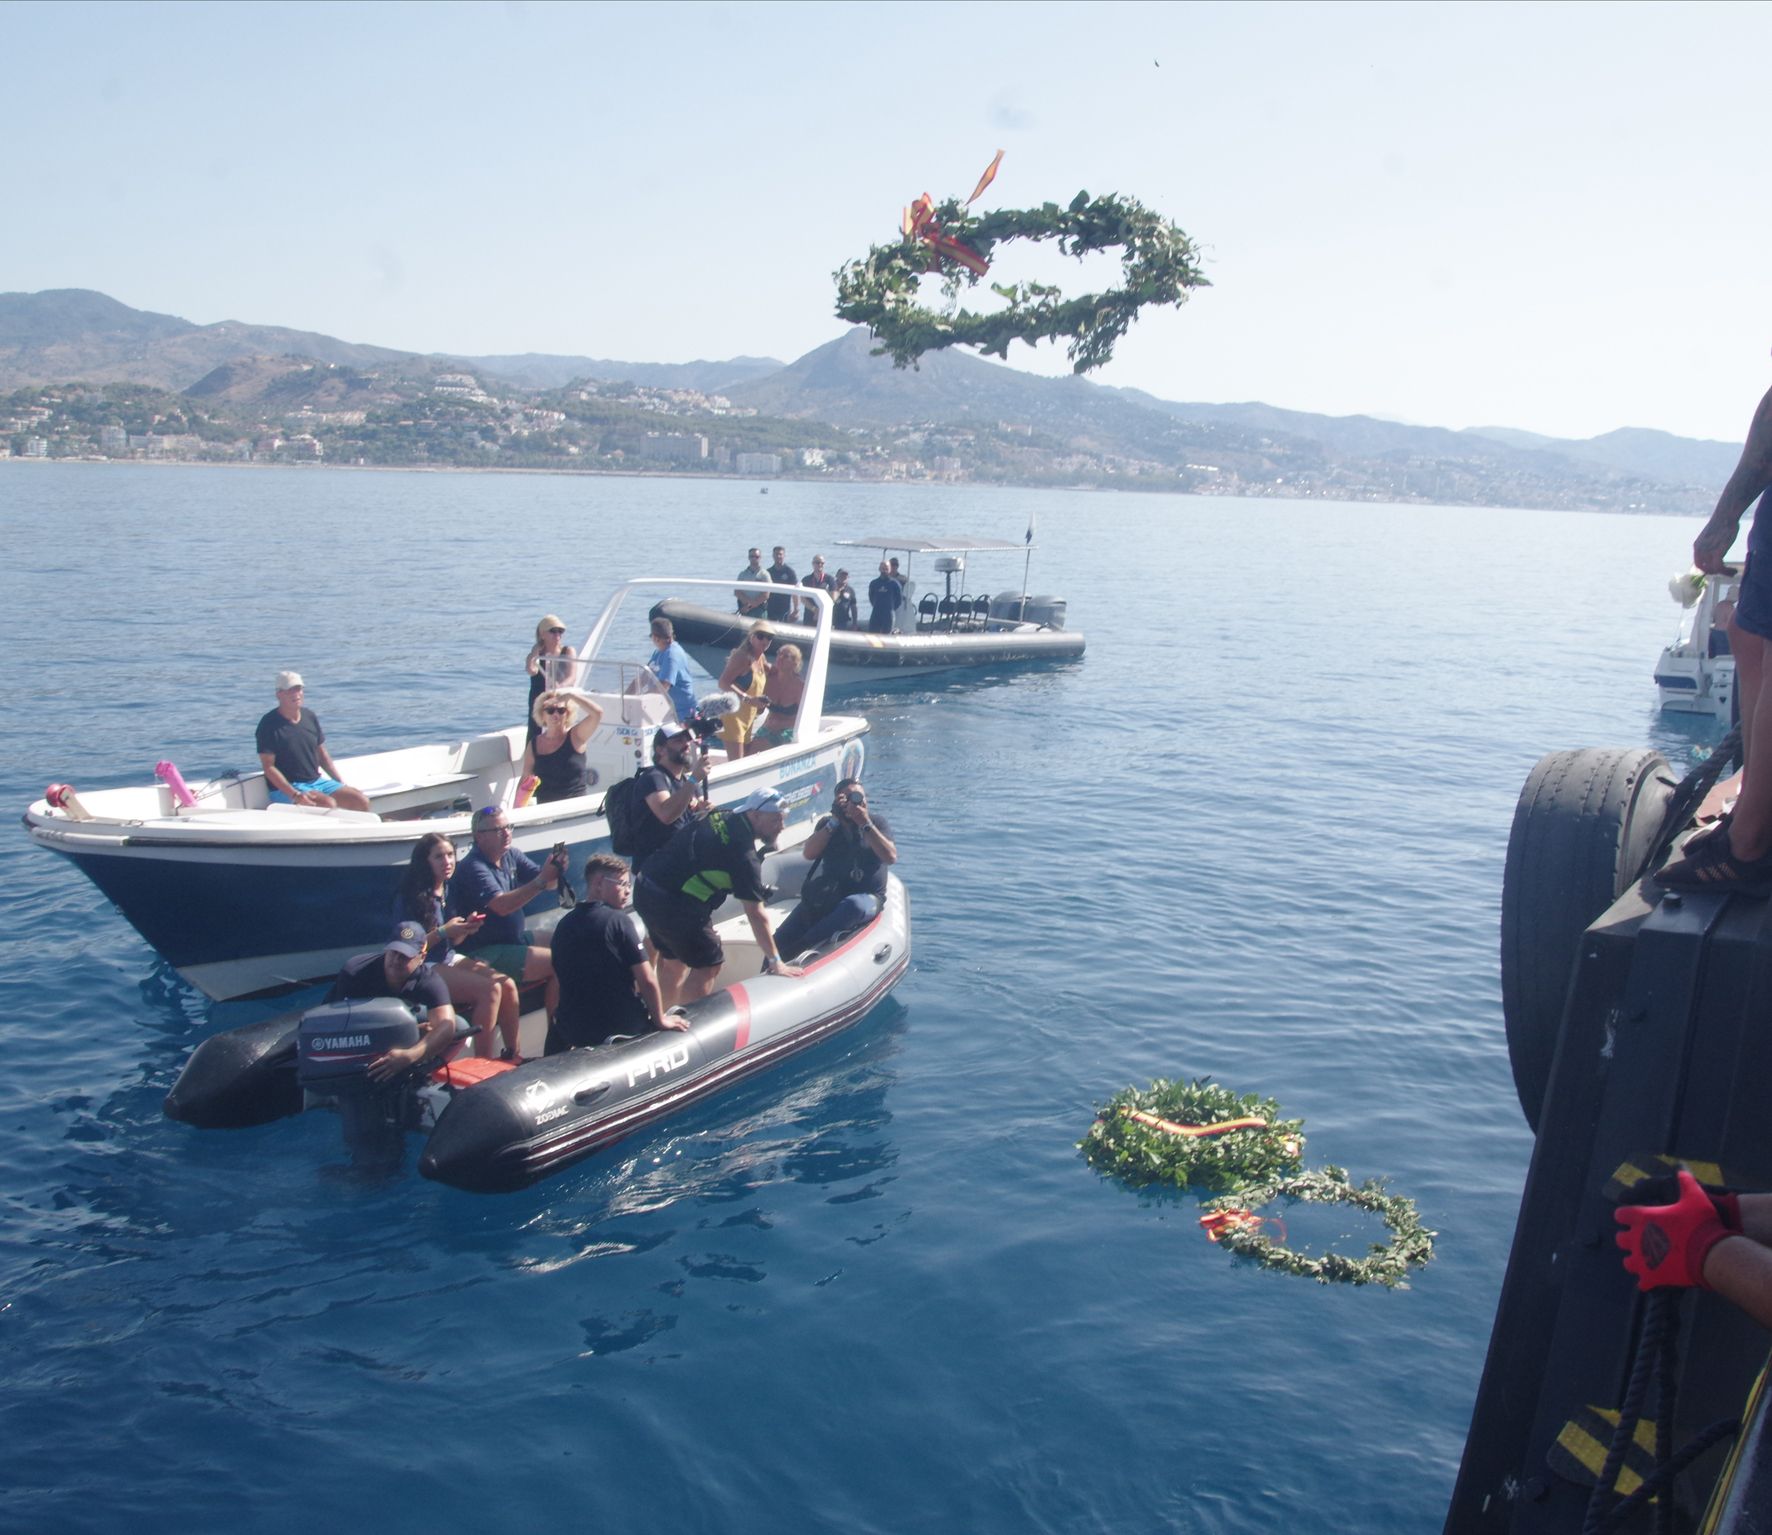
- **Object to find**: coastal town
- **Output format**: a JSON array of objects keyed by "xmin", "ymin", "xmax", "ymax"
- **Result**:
[{"xmin": 1, "ymin": 362, "xmax": 1719, "ymax": 514}]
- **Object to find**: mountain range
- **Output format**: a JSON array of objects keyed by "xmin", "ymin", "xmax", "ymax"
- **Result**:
[{"xmin": 0, "ymin": 288, "xmax": 1742, "ymax": 509}]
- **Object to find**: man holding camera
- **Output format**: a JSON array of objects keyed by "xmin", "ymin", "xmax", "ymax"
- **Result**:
[
  {"xmin": 774, "ymin": 778, "xmax": 897, "ymax": 960},
  {"xmin": 450, "ymin": 805, "xmax": 562, "ymax": 1033},
  {"xmin": 633, "ymin": 725, "xmax": 709, "ymax": 880}
]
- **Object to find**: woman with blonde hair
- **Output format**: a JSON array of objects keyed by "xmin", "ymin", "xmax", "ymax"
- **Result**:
[
  {"xmin": 524, "ymin": 615, "xmax": 577, "ymax": 738},
  {"xmin": 521, "ymin": 688, "xmax": 604, "ymax": 803},
  {"xmin": 753, "ymin": 643, "xmax": 805, "ymax": 750},
  {"xmin": 716, "ymin": 623, "xmax": 772, "ymax": 760}
]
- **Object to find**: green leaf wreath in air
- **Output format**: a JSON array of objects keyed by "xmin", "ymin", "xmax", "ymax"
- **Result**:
[{"xmin": 833, "ymin": 151, "xmax": 1209, "ymax": 373}]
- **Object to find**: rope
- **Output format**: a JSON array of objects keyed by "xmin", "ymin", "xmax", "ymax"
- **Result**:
[
  {"xmin": 1582, "ymin": 1291, "xmax": 1673, "ymax": 1535},
  {"xmin": 1580, "ymin": 1290, "xmax": 1743, "ymax": 1534}
]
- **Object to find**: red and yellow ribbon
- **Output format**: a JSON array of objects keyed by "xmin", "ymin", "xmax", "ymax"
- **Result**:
[{"xmin": 902, "ymin": 149, "xmax": 1004, "ymax": 277}]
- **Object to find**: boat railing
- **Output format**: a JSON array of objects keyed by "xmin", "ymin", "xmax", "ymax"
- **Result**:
[{"xmin": 579, "ymin": 580, "xmax": 835, "ymax": 745}]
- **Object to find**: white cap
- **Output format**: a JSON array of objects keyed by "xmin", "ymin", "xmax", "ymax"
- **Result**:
[{"xmin": 275, "ymin": 670, "xmax": 304, "ymax": 691}]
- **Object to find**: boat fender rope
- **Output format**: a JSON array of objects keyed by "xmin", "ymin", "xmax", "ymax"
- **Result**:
[{"xmin": 1578, "ymin": 1289, "xmax": 1741, "ymax": 1534}]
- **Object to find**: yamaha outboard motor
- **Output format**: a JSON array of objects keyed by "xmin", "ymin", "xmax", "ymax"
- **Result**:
[{"xmin": 296, "ymin": 997, "xmax": 424, "ymax": 1170}]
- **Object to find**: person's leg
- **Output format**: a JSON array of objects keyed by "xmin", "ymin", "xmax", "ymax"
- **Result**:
[
  {"xmin": 523, "ymin": 947, "xmax": 558, "ymax": 1035},
  {"xmin": 332, "ymin": 784, "xmax": 373, "ymax": 813},
  {"xmin": 787, "ymin": 894, "xmax": 880, "ymax": 956},
  {"xmin": 1727, "ymin": 620, "xmax": 1772, "ymax": 859},
  {"xmin": 654, "ymin": 956, "xmax": 686, "ymax": 1009},
  {"xmin": 772, "ymin": 902, "xmax": 812, "ymax": 961},
  {"xmin": 439, "ymin": 963, "xmax": 499, "ymax": 1057},
  {"xmin": 680, "ymin": 963, "xmax": 723, "ymax": 1002},
  {"xmin": 495, "ymin": 973, "xmax": 520, "ymax": 1058}
]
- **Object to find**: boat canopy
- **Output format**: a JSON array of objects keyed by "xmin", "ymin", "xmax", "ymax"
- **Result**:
[{"xmin": 833, "ymin": 535, "xmax": 1032, "ymax": 555}]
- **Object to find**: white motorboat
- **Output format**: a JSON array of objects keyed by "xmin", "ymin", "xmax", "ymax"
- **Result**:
[
  {"xmin": 22, "ymin": 580, "xmax": 870, "ymax": 1001},
  {"xmin": 1655, "ymin": 567, "xmax": 1740, "ymax": 721},
  {"xmin": 658, "ymin": 534, "xmax": 1085, "ymax": 688}
]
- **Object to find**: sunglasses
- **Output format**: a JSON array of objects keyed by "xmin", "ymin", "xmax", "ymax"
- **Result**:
[
  {"xmin": 543, "ymin": 705, "xmax": 568, "ymax": 715},
  {"xmin": 547, "ymin": 627, "xmax": 566, "ymax": 636}
]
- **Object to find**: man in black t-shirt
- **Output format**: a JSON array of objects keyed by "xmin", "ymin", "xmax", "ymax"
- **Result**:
[
  {"xmin": 548, "ymin": 855, "xmax": 685, "ymax": 1054},
  {"xmin": 634, "ymin": 788, "xmax": 805, "ymax": 1005},
  {"xmin": 766, "ymin": 545, "xmax": 801, "ymax": 623},
  {"xmin": 775, "ymin": 778, "xmax": 898, "ymax": 960},
  {"xmin": 255, "ymin": 670, "xmax": 372, "ymax": 811},
  {"xmin": 633, "ymin": 726, "xmax": 708, "ymax": 879},
  {"xmin": 326, "ymin": 920, "xmax": 473, "ymax": 1079}
]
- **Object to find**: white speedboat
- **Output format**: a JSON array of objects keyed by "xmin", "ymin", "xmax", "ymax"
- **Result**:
[
  {"xmin": 658, "ymin": 534, "xmax": 1085, "ymax": 688},
  {"xmin": 22, "ymin": 580, "xmax": 870, "ymax": 1001},
  {"xmin": 163, "ymin": 859, "xmax": 911, "ymax": 1193},
  {"xmin": 1655, "ymin": 567, "xmax": 1740, "ymax": 721}
]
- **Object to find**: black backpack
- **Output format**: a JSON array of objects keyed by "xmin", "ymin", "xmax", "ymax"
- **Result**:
[{"xmin": 603, "ymin": 769, "xmax": 648, "ymax": 856}]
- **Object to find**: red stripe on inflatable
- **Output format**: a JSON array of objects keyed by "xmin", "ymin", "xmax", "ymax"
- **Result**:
[{"xmin": 732, "ymin": 984, "xmax": 752, "ymax": 1050}]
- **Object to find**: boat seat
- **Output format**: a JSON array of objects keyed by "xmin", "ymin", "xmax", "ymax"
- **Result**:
[
  {"xmin": 971, "ymin": 594, "xmax": 990, "ymax": 628},
  {"xmin": 358, "ymin": 771, "xmax": 479, "ymax": 817},
  {"xmin": 937, "ymin": 595, "xmax": 960, "ymax": 629},
  {"xmin": 955, "ymin": 593, "xmax": 976, "ymax": 630},
  {"xmin": 431, "ymin": 1055, "xmax": 519, "ymax": 1087},
  {"xmin": 916, "ymin": 593, "xmax": 939, "ymax": 631}
]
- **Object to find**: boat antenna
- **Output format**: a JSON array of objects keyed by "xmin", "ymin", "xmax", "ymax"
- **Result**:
[{"xmin": 1020, "ymin": 510, "xmax": 1036, "ymax": 621}]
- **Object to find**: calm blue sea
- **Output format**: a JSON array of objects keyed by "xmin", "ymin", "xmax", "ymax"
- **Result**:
[{"xmin": 0, "ymin": 464, "xmax": 1723, "ymax": 1533}]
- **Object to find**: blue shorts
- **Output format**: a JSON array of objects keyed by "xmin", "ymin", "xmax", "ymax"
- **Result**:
[
  {"xmin": 269, "ymin": 775, "xmax": 345, "ymax": 804},
  {"xmin": 1734, "ymin": 493, "xmax": 1772, "ymax": 641}
]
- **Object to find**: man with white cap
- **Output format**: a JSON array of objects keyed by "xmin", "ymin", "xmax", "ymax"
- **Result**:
[
  {"xmin": 255, "ymin": 671, "xmax": 372, "ymax": 811},
  {"xmin": 324, "ymin": 920, "xmax": 478, "ymax": 1081},
  {"xmin": 633, "ymin": 787, "xmax": 806, "ymax": 1006}
]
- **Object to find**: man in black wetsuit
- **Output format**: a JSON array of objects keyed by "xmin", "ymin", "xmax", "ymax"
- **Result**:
[
  {"xmin": 867, "ymin": 561, "xmax": 902, "ymax": 634},
  {"xmin": 326, "ymin": 920, "xmax": 476, "ymax": 1079},
  {"xmin": 633, "ymin": 788, "xmax": 805, "ymax": 1006},
  {"xmin": 547, "ymin": 855, "xmax": 685, "ymax": 1054}
]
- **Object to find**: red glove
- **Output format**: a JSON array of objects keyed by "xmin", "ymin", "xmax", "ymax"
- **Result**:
[{"xmin": 1615, "ymin": 1169, "xmax": 1733, "ymax": 1291}]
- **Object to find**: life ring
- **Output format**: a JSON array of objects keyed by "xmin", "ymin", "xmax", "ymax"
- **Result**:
[{"xmin": 1198, "ymin": 1166, "xmax": 1435, "ymax": 1288}]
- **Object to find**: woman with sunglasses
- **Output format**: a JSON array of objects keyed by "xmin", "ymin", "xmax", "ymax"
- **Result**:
[
  {"xmin": 521, "ymin": 688, "xmax": 605, "ymax": 803},
  {"xmin": 716, "ymin": 623, "xmax": 772, "ymax": 761},
  {"xmin": 525, "ymin": 615, "xmax": 577, "ymax": 739},
  {"xmin": 392, "ymin": 832, "xmax": 521, "ymax": 1060}
]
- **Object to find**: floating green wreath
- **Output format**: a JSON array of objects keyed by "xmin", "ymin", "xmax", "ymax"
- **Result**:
[
  {"xmin": 1082, "ymin": 1078, "xmax": 1435, "ymax": 1287},
  {"xmin": 1201, "ymin": 1166, "xmax": 1437, "ymax": 1289},
  {"xmin": 833, "ymin": 161, "xmax": 1209, "ymax": 373},
  {"xmin": 1078, "ymin": 1077, "xmax": 1305, "ymax": 1194}
]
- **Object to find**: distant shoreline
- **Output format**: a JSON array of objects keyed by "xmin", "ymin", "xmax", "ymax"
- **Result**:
[{"xmin": 0, "ymin": 453, "xmax": 1687, "ymax": 514}]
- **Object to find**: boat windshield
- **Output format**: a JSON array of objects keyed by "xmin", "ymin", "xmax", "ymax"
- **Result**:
[{"xmin": 576, "ymin": 578, "xmax": 834, "ymax": 742}]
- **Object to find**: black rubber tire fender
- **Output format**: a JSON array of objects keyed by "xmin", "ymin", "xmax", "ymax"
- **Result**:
[{"xmin": 1500, "ymin": 747, "xmax": 1676, "ymax": 1132}]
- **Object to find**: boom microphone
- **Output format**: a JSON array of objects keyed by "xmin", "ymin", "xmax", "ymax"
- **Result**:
[{"xmin": 694, "ymin": 690, "xmax": 741, "ymax": 721}]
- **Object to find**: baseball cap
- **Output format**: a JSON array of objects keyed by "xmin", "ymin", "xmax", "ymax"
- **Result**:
[
  {"xmin": 386, "ymin": 920, "xmax": 428, "ymax": 959},
  {"xmin": 653, "ymin": 725, "xmax": 693, "ymax": 750},
  {"xmin": 735, "ymin": 788, "xmax": 785, "ymax": 816},
  {"xmin": 275, "ymin": 670, "xmax": 304, "ymax": 690}
]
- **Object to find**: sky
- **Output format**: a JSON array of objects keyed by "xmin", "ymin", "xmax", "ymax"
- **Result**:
[{"xmin": 7, "ymin": 0, "xmax": 1772, "ymax": 443}]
